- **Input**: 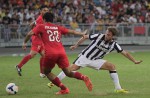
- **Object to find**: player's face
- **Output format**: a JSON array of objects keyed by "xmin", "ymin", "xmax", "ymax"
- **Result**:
[
  {"xmin": 41, "ymin": 8, "xmax": 49, "ymax": 15},
  {"xmin": 105, "ymin": 30, "xmax": 113, "ymax": 41}
]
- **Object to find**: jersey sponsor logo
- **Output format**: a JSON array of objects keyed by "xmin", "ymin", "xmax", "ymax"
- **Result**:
[{"xmin": 96, "ymin": 45, "xmax": 109, "ymax": 52}]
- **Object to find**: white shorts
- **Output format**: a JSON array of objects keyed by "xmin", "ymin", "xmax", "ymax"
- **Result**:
[{"xmin": 74, "ymin": 55, "xmax": 106, "ymax": 70}]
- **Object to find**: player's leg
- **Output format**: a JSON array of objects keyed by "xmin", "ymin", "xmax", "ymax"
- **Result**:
[
  {"xmin": 47, "ymin": 64, "xmax": 80, "ymax": 88},
  {"xmin": 100, "ymin": 61, "xmax": 128, "ymax": 93},
  {"xmin": 39, "ymin": 57, "xmax": 46, "ymax": 77},
  {"xmin": 16, "ymin": 50, "xmax": 37, "ymax": 76},
  {"xmin": 62, "ymin": 67, "xmax": 92, "ymax": 91},
  {"xmin": 43, "ymin": 57, "xmax": 69, "ymax": 95},
  {"xmin": 57, "ymin": 54, "xmax": 87, "ymax": 81},
  {"xmin": 58, "ymin": 64, "xmax": 81, "ymax": 80},
  {"xmin": 39, "ymin": 49, "xmax": 46, "ymax": 78},
  {"xmin": 59, "ymin": 54, "xmax": 92, "ymax": 91},
  {"xmin": 44, "ymin": 68, "xmax": 69, "ymax": 95},
  {"xmin": 48, "ymin": 54, "xmax": 93, "ymax": 91}
]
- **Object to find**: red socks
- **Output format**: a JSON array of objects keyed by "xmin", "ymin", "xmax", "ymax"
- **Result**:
[
  {"xmin": 18, "ymin": 54, "xmax": 32, "ymax": 68},
  {"xmin": 74, "ymin": 72, "xmax": 84, "ymax": 80},
  {"xmin": 51, "ymin": 72, "xmax": 85, "ymax": 90},
  {"xmin": 52, "ymin": 77, "xmax": 67, "ymax": 90}
]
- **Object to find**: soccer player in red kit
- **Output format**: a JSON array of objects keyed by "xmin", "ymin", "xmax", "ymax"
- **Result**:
[
  {"xmin": 22, "ymin": 12, "xmax": 93, "ymax": 95},
  {"xmin": 16, "ymin": 5, "xmax": 49, "ymax": 77}
]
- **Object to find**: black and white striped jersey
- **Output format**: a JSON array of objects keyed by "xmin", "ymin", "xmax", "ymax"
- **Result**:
[{"xmin": 81, "ymin": 33, "xmax": 123, "ymax": 60}]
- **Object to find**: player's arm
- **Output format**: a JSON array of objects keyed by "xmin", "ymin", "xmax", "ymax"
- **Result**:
[
  {"xmin": 120, "ymin": 50, "xmax": 142, "ymax": 64},
  {"xmin": 67, "ymin": 29, "xmax": 88, "ymax": 50},
  {"xmin": 29, "ymin": 21, "xmax": 36, "ymax": 29},
  {"xmin": 70, "ymin": 30, "xmax": 89, "ymax": 50},
  {"xmin": 67, "ymin": 29, "xmax": 87, "ymax": 36},
  {"xmin": 22, "ymin": 30, "xmax": 34, "ymax": 50},
  {"xmin": 70, "ymin": 34, "xmax": 89, "ymax": 50}
]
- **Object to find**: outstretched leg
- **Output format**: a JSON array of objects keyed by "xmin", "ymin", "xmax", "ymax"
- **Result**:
[
  {"xmin": 44, "ymin": 67, "xmax": 69, "ymax": 95},
  {"xmin": 57, "ymin": 64, "xmax": 80, "ymax": 80},
  {"xmin": 16, "ymin": 50, "xmax": 36, "ymax": 76},
  {"xmin": 101, "ymin": 61, "xmax": 128, "ymax": 93},
  {"xmin": 62, "ymin": 67, "xmax": 93, "ymax": 91},
  {"xmin": 47, "ymin": 64, "xmax": 81, "ymax": 88}
]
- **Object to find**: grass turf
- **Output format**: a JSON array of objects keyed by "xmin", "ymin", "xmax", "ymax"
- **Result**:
[{"xmin": 0, "ymin": 51, "xmax": 149, "ymax": 98}]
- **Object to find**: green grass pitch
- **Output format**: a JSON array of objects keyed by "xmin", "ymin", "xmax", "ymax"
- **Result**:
[{"xmin": 0, "ymin": 51, "xmax": 150, "ymax": 98}]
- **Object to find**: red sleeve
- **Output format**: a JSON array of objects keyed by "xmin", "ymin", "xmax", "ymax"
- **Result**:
[
  {"xmin": 32, "ymin": 25, "xmax": 41, "ymax": 35},
  {"xmin": 58, "ymin": 25, "xmax": 69, "ymax": 35},
  {"xmin": 35, "ymin": 16, "xmax": 43, "ymax": 25}
]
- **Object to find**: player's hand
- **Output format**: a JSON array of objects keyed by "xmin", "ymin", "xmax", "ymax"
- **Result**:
[
  {"xmin": 82, "ymin": 29, "xmax": 88, "ymax": 38},
  {"xmin": 22, "ymin": 42, "xmax": 27, "ymax": 51},
  {"xmin": 83, "ymin": 29, "xmax": 88, "ymax": 35},
  {"xmin": 134, "ymin": 60, "xmax": 142, "ymax": 64},
  {"xmin": 70, "ymin": 45, "xmax": 77, "ymax": 51}
]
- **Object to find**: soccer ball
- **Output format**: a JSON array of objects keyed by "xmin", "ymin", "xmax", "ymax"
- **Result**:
[{"xmin": 6, "ymin": 83, "xmax": 18, "ymax": 94}]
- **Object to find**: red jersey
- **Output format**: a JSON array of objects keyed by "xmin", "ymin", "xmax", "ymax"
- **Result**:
[
  {"xmin": 31, "ymin": 15, "xmax": 44, "ymax": 45},
  {"xmin": 35, "ymin": 15, "xmax": 44, "ymax": 24},
  {"xmin": 32, "ymin": 23, "xmax": 69, "ymax": 56}
]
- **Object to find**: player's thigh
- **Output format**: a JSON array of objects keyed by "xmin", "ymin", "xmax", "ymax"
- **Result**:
[
  {"xmin": 29, "ymin": 50, "xmax": 38, "ymax": 58},
  {"xmin": 39, "ymin": 49, "xmax": 45, "ymax": 57},
  {"xmin": 31, "ymin": 44, "xmax": 42, "ymax": 53},
  {"xmin": 74, "ymin": 55, "xmax": 104, "ymax": 70},
  {"xmin": 87, "ymin": 59, "xmax": 106, "ymax": 70},
  {"xmin": 100, "ymin": 61, "xmax": 116, "ymax": 70},
  {"xmin": 73, "ymin": 55, "xmax": 89, "ymax": 67},
  {"xmin": 57, "ymin": 54, "xmax": 69, "ymax": 69},
  {"xmin": 39, "ymin": 45, "xmax": 45, "ymax": 57},
  {"xmin": 43, "ymin": 57, "xmax": 55, "ymax": 74}
]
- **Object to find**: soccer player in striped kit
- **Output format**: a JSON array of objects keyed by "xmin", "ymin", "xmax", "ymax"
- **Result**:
[{"xmin": 48, "ymin": 27, "xmax": 142, "ymax": 93}]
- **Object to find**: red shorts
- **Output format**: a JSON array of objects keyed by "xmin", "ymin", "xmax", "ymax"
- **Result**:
[
  {"xmin": 43, "ymin": 54, "xmax": 69, "ymax": 69},
  {"xmin": 31, "ymin": 44, "xmax": 44, "ymax": 53}
]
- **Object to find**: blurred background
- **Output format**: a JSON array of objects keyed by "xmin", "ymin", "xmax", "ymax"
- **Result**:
[{"xmin": 0, "ymin": 0, "xmax": 150, "ymax": 55}]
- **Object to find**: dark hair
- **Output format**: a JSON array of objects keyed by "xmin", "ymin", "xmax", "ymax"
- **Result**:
[
  {"xmin": 43, "ymin": 12, "xmax": 54, "ymax": 22},
  {"xmin": 40, "ymin": 5, "xmax": 48, "ymax": 10},
  {"xmin": 107, "ymin": 27, "xmax": 118, "ymax": 36}
]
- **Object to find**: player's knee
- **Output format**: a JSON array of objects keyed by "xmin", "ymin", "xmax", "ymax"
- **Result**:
[
  {"xmin": 64, "ymin": 72, "xmax": 71, "ymax": 77},
  {"xmin": 62, "ymin": 68, "xmax": 74, "ymax": 77},
  {"xmin": 43, "ymin": 71, "xmax": 48, "ymax": 75},
  {"xmin": 70, "ymin": 64, "xmax": 79, "ymax": 71},
  {"xmin": 108, "ymin": 64, "xmax": 116, "ymax": 71},
  {"xmin": 70, "ymin": 67, "xmax": 76, "ymax": 71},
  {"xmin": 43, "ymin": 69, "xmax": 50, "ymax": 75},
  {"xmin": 101, "ymin": 62, "xmax": 116, "ymax": 70},
  {"xmin": 30, "ymin": 54, "xmax": 35, "ymax": 58},
  {"xmin": 63, "ymin": 70, "xmax": 73, "ymax": 77},
  {"xmin": 30, "ymin": 52, "xmax": 37, "ymax": 58}
]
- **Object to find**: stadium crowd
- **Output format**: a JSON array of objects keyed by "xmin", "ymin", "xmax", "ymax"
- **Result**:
[
  {"xmin": 0, "ymin": 0, "xmax": 150, "ymax": 26},
  {"xmin": 0, "ymin": 0, "xmax": 150, "ymax": 24}
]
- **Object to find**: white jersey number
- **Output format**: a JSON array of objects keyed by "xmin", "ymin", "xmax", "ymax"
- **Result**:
[{"xmin": 47, "ymin": 30, "xmax": 60, "ymax": 42}]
